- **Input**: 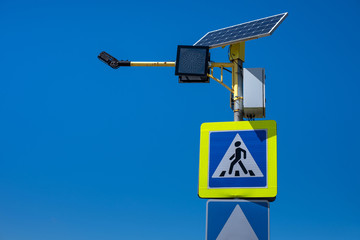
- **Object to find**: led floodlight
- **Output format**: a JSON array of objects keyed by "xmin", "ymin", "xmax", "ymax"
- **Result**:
[
  {"xmin": 98, "ymin": 51, "xmax": 130, "ymax": 69},
  {"xmin": 98, "ymin": 51, "xmax": 121, "ymax": 69},
  {"xmin": 175, "ymin": 45, "xmax": 209, "ymax": 77}
]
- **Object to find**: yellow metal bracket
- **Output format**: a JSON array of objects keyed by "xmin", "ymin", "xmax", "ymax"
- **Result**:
[
  {"xmin": 229, "ymin": 42, "xmax": 245, "ymax": 62},
  {"xmin": 207, "ymin": 63, "xmax": 234, "ymax": 93}
]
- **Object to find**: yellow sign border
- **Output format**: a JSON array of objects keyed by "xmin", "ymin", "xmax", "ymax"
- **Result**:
[{"xmin": 198, "ymin": 120, "xmax": 277, "ymax": 198}]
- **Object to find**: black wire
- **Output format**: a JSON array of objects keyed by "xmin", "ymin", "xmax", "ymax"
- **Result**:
[{"xmin": 223, "ymin": 67, "xmax": 232, "ymax": 73}]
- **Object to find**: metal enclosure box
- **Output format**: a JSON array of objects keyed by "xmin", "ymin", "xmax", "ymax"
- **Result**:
[{"xmin": 243, "ymin": 68, "xmax": 265, "ymax": 118}]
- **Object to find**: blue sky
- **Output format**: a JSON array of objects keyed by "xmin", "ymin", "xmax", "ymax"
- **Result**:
[{"xmin": 1, "ymin": 0, "xmax": 359, "ymax": 239}]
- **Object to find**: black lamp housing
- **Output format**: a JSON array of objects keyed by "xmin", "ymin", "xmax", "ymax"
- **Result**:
[
  {"xmin": 98, "ymin": 51, "xmax": 121, "ymax": 69},
  {"xmin": 98, "ymin": 51, "xmax": 131, "ymax": 69},
  {"xmin": 175, "ymin": 45, "xmax": 210, "ymax": 83}
]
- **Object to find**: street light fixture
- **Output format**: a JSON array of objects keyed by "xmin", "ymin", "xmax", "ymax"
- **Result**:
[{"xmin": 175, "ymin": 45, "xmax": 210, "ymax": 83}]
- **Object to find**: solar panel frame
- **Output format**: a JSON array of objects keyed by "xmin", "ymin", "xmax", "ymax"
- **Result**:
[{"xmin": 194, "ymin": 12, "xmax": 288, "ymax": 49}]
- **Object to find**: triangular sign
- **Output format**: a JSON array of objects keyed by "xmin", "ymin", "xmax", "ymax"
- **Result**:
[
  {"xmin": 216, "ymin": 205, "xmax": 259, "ymax": 240},
  {"xmin": 212, "ymin": 134, "xmax": 263, "ymax": 178}
]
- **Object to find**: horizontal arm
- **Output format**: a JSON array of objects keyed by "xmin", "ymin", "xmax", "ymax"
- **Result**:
[
  {"xmin": 130, "ymin": 62, "xmax": 175, "ymax": 67},
  {"xmin": 98, "ymin": 51, "xmax": 175, "ymax": 69}
]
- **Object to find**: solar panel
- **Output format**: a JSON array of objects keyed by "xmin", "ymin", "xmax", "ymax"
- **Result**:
[{"xmin": 194, "ymin": 13, "xmax": 288, "ymax": 48}]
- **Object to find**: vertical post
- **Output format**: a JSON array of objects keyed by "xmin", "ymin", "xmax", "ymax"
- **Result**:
[{"xmin": 230, "ymin": 43, "xmax": 245, "ymax": 122}]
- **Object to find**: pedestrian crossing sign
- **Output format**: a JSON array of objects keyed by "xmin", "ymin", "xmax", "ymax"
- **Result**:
[{"xmin": 198, "ymin": 121, "xmax": 277, "ymax": 199}]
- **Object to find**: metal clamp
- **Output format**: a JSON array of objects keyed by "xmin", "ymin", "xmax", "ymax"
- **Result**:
[{"xmin": 233, "ymin": 96, "xmax": 244, "ymax": 101}]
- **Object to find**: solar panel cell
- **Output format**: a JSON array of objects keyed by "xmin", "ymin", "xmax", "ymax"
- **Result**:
[{"xmin": 194, "ymin": 13, "xmax": 288, "ymax": 48}]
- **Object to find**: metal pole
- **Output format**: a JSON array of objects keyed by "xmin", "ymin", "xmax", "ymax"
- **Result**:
[
  {"xmin": 233, "ymin": 60, "xmax": 244, "ymax": 121},
  {"xmin": 230, "ymin": 43, "xmax": 245, "ymax": 121}
]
